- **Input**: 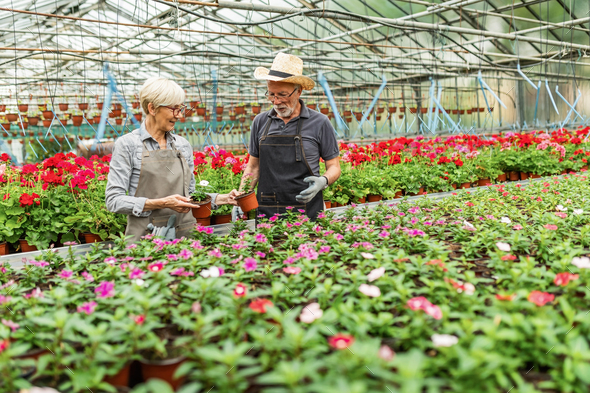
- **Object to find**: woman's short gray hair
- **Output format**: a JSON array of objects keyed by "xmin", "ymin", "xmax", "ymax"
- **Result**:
[{"xmin": 139, "ymin": 77, "xmax": 185, "ymax": 115}]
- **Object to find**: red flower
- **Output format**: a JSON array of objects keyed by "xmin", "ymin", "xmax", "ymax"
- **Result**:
[
  {"xmin": 501, "ymin": 254, "xmax": 517, "ymax": 261},
  {"xmin": 388, "ymin": 154, "xmax": 401, "ymax": 165},
  {"xmin": 19, "ymin": 193, "xmax": 40, "ymax": 207},
  {"xmin": 234, "ymin": 283, "xmax": 247, "ymax": 298},
  {"xmin": 495, "ymin": 294, "xmax": 516, "ymax": 301},
  {"xmin": 528, "ymin": 291, "xmax": 555, "ymax": 306},
  {"xmin": 554, "ymin": 272, "xmax": 579, "ymax": 286},
  {"xmin": 0, "ymin": 338, "xmax": 9, "ymax": 353},
  {"xmin": 328, "ymin": 333, "xmax": 355, "ymax": 350},
  {"xmin": 249, "ymin": 298, "xmax": 273, "ymax": 313},
  {"xmin": 2, "ymin": 194, "xmax": 9, "ymax": 201},
  {"xmin": 454, "ymin": 159, "xmax": 464, "ymax": 167},
  {"xmin": 0, "ymin": 153, "xmax": 10, "ymax": 162}
]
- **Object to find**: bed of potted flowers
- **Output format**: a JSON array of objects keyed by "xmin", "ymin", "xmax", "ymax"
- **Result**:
[{"xmin": 1, "ymin": 172, "xmax": 590, "ymax": 392}]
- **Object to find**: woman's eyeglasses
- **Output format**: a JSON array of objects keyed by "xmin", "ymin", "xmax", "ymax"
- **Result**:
[
  {"xmin": 264, "ymin": 88, "xmax": 298, "ymax": 102},
  {"xmin": 162, "ymin": 105, "xmax": 187, "ymax": 116}
]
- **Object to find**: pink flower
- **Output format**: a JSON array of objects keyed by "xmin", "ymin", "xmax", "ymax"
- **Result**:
[
  {"xmin": 319, "ymin": 246, "xmax": 331, "ymax": 253},
  {"xmin": 495, "ymin": 293, "xmax": 516, "ymax": 301},
  {"xmin": 283, "ymin": 257, "xmax": 297, "ymax": 264},
  {"xmin": 328, "ymin": 333, "xmax": 354, "ymax": 350},
  {"xmin": 133, "ymin": 314, "xmax": 146, "ymax": 325},
  {"xmin": 191, "ymin": 240, "xmax": 204, "ymax": 249},
  {"xmin": 423, "ymin": 303, "xmax": 443, "ymax": 319},
  {"xmin": 208, "ymin": 248, "xmax": 223, "ymax": 258},
  {"xmin": 543, "ymin": 224, "xmax": 558, "ymax": 230},
  {"xmin": 407, "ymin": 296, "xmax": 430, "ymax": 311},
  {"xmin": 1, "ymin": 318, "xmax": 19, "ymax": 331},
  {"xmin": 81, "ymin": 272, "xmax": 94, "ymax": 282},
  {"xmin": 58, "ymin": 269, "xmax": 73, "ymax": 279},
  {"xmin": 378, "ymin": 345, "xmax": 395, "ymax": 361},
  {"xmin": 513, "ymin": 224, "xmax": 523, "ymax": 230},
  {"xmin": 243, "ymin": 258, "xmax": 258, "ymax": 272},
  {"xmin": 95, "ymin": 281, "xmax": 115, "ymax": 298},
  {"xmin": 378, "ymin": 230, "xmax": 390, "ymax": 238},
  {"xmin": 0, "ymin": 295, "xmax": 10, "ymax": 305},
  {"xmin": 528, "ymin": 291, "xmax": 555, "ymax": 306},
  {"xmin": 191, "ymin": 302, "xmax": 202, "ymax": 313},
  {"xmin": 496, "ymin": 242, "xmax": 511, "ymax": 252},
  {"xmin": 129, "ymin": 268, "xmax": 144, "ymax": 279},
  {"xmin": 554, "ymin": 272, "xmax": 579, "ymax": 286},
  {"xmin": 231, "ymin": 255, "xmax": 244, "ymax": 264},
  {"xmin": 234, "ymin": 283, "xmax": 247, "ymax": 298},
  {"xmin": 255, "ymin": 233, "xmax": 267, "ymax": 243},
  {"xmin": 148, "ymin": 261, "xmax": 165, "ymax": 272},
  {"xmin": 367, "ymin": 267, "xmax": 385, "ymax": 282},
  {"xmin": 77, "ymin": 301, "xmax": 98, "ymax": 315},
  {"xmin": 171, "ymin": 267, "xmax": 195, "ymax": 277},
  {"xmin": 177, "ymin": 249, "xmax": 193, "ymax": 260},
  {"xmin": 23, "ymin": 287, "xmax": 43, "ymax": 299},
  {"xmin": 104, "ymin": 256, "xmax": 117, "ymax": 265},
  {"xmin": 300, "ymin": 303, "xmax": 323, "ymax": 323},
  {"xmin": 283, "ymin": 267, "xmax": 301, "ymax": 275},
  {"xmin": 359, "ymin": 284, "xmax": 381, "ymax": 297},
  {"xmin": 256, "ymin": 251, "xmax": 266, "ymax": 258},
  {"xmin": 166, "ymin": 254, "xmax": 178, "ymax": 261}
]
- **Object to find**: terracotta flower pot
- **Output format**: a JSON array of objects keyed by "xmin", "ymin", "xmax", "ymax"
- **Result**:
[
  {"xmin": 18, "ymin": 104, "xmax": 29, "ymax": 112},
  {"xmin": 581, "ymin": 166, "xmax": 588, "ymax": 171},
  {"xmin": 213, "ymin": 214, "xmax": 232, "ymax": 225},
  {"xmin": 324, "ymin": 201, "xmax": 332, "ymax": 209},
  {"xmin": 235, "ymin": 106, "xmax": 244, "ymax": 114},
  {"xmin": 452, "ymin": 109, "xmax": 458, "ymax": 114},
  {"xmin": 97, "ymin": 102, "xmax": 104, "ymax": 110},
  {"xmin": 520, "ymin": 172, "xmax": 529, "ymax": 180},
  {"xmin": 132, "ymin": 102, "xmax": 141, "ymax": 109},
  {"xmin": 236, "ymin": 191, "xmax": 258, "ymax": 212},
  {"xmin": 388, "ymin": 107, "xmax": 396, "ymax": 114},
  {"xmin": 530, "ymin": 174, "xmax": 541, "ymax": 179},
  {"xmin": 355, "ymin": 113, "xmax": 362, "ymax": 121},
  {"xmin": 357, "ymin": 197, "xmax": 366, "ymax": 204},
  {"xmin": 496, "ymin": 173, "xmax": 507, "ymax": 182},
  {"xmin": 19, "ymin": 239, "xmax": 37, "ymax": 253},
  {"xmin": 0, "ymin": 104, "xmax": 5, "ymax": 112},
  {"xmin": 112, "ymin": 109, "xmax": 122, "ymax": 117},
  {"xmin": 140, "ymin": 356, "xmax": 186, "ymax": 391},
  {"xmin": 420, "ymin": 107, "xmax": 428, "ymax": 114},
  {"xmin": 196, "ymin": 217, "xmax": 211, "ymax": 226},
  {"xmin": 58, "ymin": 103, "xmax": 68, "ymax": 111},
  {"xmin": 196, "ymin": 108, "xmax": 206, "ymax": 116},
  {"xmin": 0, "ymin": 242, "xmax": 8, "ymax": 255},
  {"xmin": 134, "ymin": 113, "xmax": 142, "ymax": 122},
  {"xmin": 320, "ymin": 108, "xmax": 329, "ymax": 114},
  {"xmin": 20, "ymin": 122, "xmax": 28, "ymax": 130},
  {"xmin": 409, "ymin": 108, "xmax": 417, "ymax": 114},
  {"xmin": 28, "ymin": 117, "xmax": 39, "ymax": 126},
  {"xmin": 367, "ymin": 194, "xmax": 382, "ymax": 202},
  {"xmin": 103, "ymin": 362, "xmax": 131, "ymax": 387},
  {"xmin": 83, "ymin": 233, "xmax": 103, "ymax": 243},
  {"xmin": 478, "ymin": 178, "xmax": 491, "ymax": 187},
  {"xmin": 394, "ymin": 191, "xmax": 403, "ymax": 198},
  {"xmin": 78, "ymin": 103, "xmax": 89, "ymax": 110},
  {"xmin": 94, "ymin": 116, "xmax": 101, "ymax": 124},
  {"xmin": 460, "ymin": 182, "xmax": 471, "ymax": 189},
  {"xmin": 251, "ymin": 106, "xmax": 261, "ymax": 114},
  {"xmin": 115, "ymin": 118, "xmax": 123, "ymax": 125},
  {"xmin": 191, "ymin": 197, "xmax": 212, "ymax": 219},
  {"xmin": 306, "ymin": 104, "xmax": 316, "ymax": 110},
  {"xmin": 509, "ymin": 171, "xmax": 519, "ymax": 181},
  {"xmin": 6, "ymin": 113, "xmax": 18, "ymax": 122},
  {"xmin": 112, "ymin": 103, "xmax": 122, "ymax": 110}
]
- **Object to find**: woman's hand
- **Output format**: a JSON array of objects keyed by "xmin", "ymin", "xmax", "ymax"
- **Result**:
[
  {"xmin": 146, "ymin": 194, "xmax": 197, "ymax": 213},
  {"xmin": 215, "ymin": 189, "xmax": 243, "ymax": 206}
]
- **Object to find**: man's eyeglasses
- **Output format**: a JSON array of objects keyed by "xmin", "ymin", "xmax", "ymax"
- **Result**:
[
  {"xmin": 264, "ymin": 88, "xmax": 298, "ymax": 102},
  {"xmin": 162, "ymin": 105, "xmax": 187, "ymax": 116}
]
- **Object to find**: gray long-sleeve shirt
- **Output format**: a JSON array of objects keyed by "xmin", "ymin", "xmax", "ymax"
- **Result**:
[{"xmin": 105, "ymin": 123, "xmax": 217, "ymax": 217}]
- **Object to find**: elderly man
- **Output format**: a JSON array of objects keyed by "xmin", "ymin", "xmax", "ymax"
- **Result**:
[{"xmin": 237, "ymin": 53, "xmax": 341, "ymax": 220}]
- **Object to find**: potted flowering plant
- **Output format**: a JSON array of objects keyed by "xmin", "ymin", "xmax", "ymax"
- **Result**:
[
  {"xmin": 190, "ymin": 180, "xmax": 213, "ymax": 220},
  {"xmin": 216, "ymin": 102, "xmax": 224, "ymax": 115},
  {"xmin": 235, "ymin": 102, "xmax": 246, "ymax": 115},
  {"xmin": 251, "ymin": 102, "xmax": 261, "ymax": 114},
  {"xmin": 235, "ymin": 173, "xmax": 258, "ymax": 212}
]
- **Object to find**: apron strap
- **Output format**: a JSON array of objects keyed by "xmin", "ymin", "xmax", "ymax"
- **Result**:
[
  {"xmin": 260, "ymin": 118, "xmax": 272, "ymax": 141},
  {"xmin": 142, "ymin": 140, "xmax": 150, "ymax": 157},
  {"xmin": 294, "ymin": 118, "xmax": 304, "ymax": 162}
]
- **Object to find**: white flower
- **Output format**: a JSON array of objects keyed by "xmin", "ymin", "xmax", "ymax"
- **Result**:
[
  {"xmin": 556, "ymin": 205, "xmax": 566, "ymax": 211},
  {"xmin": 500, "ymin": 217, "xmax": 511, "ymax": 224},
  {"xmin": 572, "ymin": 257, "xmax": 590, "ymax": 269},
  {"xmin": 300, "ymin": 303, "xmax": 323, "ymax": 323},
  {"xmin": 200, "ymin": 266, "xmax": 221, "ymax": 278},
  {"xmin": 573, "ymin": 209, "xmax": 583, "ymax": 215},
  {"xmin": 463, "ymin": 220, "xmax": 475, "ymax": 229},
  {"xmin": 359, "ymin": 284, "xmax": 381, "ymax": 298},
  {"xmin": 496, "ymin": 242, "xmax": 511, "ymax": 252},
  {"xmin": 360, "ymin": 252, "xmax": 375, "ymax": 259},
  {"xmin": 367, "ymin": 267, "xmax": 385, "ymax": 282},
  {"xmin": 431, "ymin": 334, "xmax": 459, "ymax": 347},
  {"xmin": 378, "ymin": 345, "xmax": 395, "ymax": 361},
  {"xmin": 462, "ymin": 282, "xmax": 475, "ymax": 296},
  {"xmin": 134, "ymin": 279, "xmax": 145, "ymax": 287},
  {"xmin": 199, "ymin": 180, "xmax": 209, "ymax": 187}
]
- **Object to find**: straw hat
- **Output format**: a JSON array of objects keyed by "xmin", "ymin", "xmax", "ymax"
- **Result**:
[{"xmin": 254, "ymin": 53, "xmax": 315, "ymax": 90}]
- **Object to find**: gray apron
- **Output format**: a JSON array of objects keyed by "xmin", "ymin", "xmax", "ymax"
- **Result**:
[
  {"xmin": 256, "ymin": 117, "xmax": 324, "ymax": 221},
  {"xmin": 125, "ymin": 140, "xmax": 196, "ymax": 243}
]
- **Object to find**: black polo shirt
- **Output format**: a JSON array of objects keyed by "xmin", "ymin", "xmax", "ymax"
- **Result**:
[{"xmin": 248, "ymin": 100, "xmax": 340, "ymax": 176}]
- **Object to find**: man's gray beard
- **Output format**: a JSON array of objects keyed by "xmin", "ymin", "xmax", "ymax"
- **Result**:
[{"xmin": 274, "ymin": 104, "xmax": 294, "ymax": 117}]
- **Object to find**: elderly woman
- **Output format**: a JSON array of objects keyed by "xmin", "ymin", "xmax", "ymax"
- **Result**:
[{"xmin": 106, "ymin": 77, "xmax": 238, "ymax": 242}]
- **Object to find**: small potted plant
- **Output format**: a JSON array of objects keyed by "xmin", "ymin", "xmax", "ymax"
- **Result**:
[
  {"xmin": 343, "ymin": 106, "xmax": 352, "ymax": 117},
  {"xmin": 251, "ymin": 102, "xmax": 261, "ymax": 114},
  {"xmin": 17, "ymin": 100, "xmax": 28, "ymax": 113},
  {"xmin": 71, "ymin": 109, "xmax": 84, "ymax": 126},
  {"xmin": 190, "ymin": 180, "xmax": 213, "ymax": 220},
  {"xmin": 28, "ymin": 111, "xmax": 40, "ymax": 126},
  {"xmin": 196, "ymin": 103, "xmax": 206, "ymax": 116},
  {"xmin": 306, "ymin": 100, "xmax": 317, "ymax": 110},
  {"xmin": 319, "ymin": 103, "xmax": 330, "ymax": 115},
  {"xmin": 0, "ymin": 99, "xmax": 5, "ymax": 112},
  {"xmin": 78, "ymin": 96, "xmax": 89, "ymax": 111},
  {"xmin": 235, "ymin": 173, "xmax": 258, "ymax": 213},
  {"xmin": 229, "ymin": 111, "xmax": 236, "ymax": 121},
  {"xmin": 58, "ymin": 98, "xmax": 68, "ymax": 111},
  {"xmin": 133, "ymin": 109, "xmax": 142, "ymax": 122},
  {"xmin": 235, "ymin": 102, "xmax": 246, "ymax": 114},
  {"xmin": 216, "ymin": 102, "xmax": 224, "ymax": 115}
]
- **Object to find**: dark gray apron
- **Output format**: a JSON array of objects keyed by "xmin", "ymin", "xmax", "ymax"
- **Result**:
[
  {"xmin": 256, "ymin": 117, "xmax": 324, "ymax": 221},
  {"xmin": 125, "ymin": 140, "xmax": 196, "ymax": 242}
]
